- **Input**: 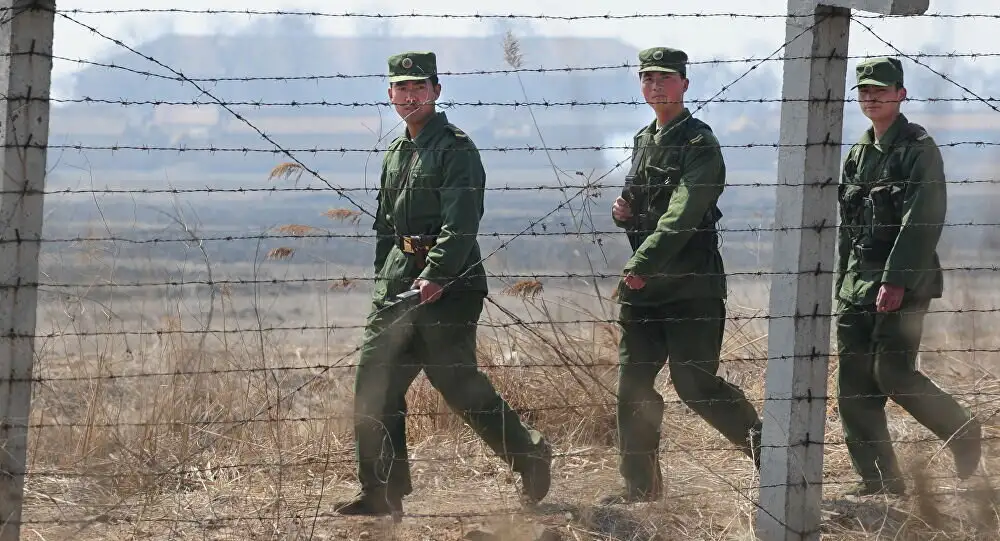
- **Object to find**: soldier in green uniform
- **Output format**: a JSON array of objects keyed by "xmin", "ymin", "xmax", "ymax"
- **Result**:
[
  {"xmin": 604, "ymin": 47, "xmax": 763, "ymax": 504},
  {"xmin": 836, "ymin": 56, "xmax": 982, "ymax": 496},
  {"xmin": 335, "ymin": 51, "xmax": 552, "ymax": 516}
]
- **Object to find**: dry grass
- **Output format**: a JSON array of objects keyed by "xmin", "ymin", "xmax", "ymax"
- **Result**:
[
  {"xmin": 17, "ymin": 272, "xmax": 1000, "ymax": 540},
  {"xmin": 502, "ymin": 279, "xmax": 545, "ymax": 300},
  {"xmin": 273, "ymin": 224, "xmax": 323, "ymax": 236},
  {"xmin": 325, "ymin": 208, "xmax": 363, "ymax": 226},
  {"xmin": 266, "ymin": 246, "xmax": 296, "ymax": 260},
  {"xmin": 328, "ymin": 277, "xmax": 357, "ymax": 291},
  {"xmin": 269, "ymin": 162, "xmax": 306, "ymax": 183}
]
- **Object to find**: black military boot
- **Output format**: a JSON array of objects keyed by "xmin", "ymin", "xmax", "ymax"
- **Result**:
[
  {"xmin": 844, "ymin": 478, "xmax": 906, "ymax": 497},
  {"xmin": 600, "ymin": 487, "xmax": 661, "ymax": 505},
  {"xmin": 950, "ymin": 418, "xmax": 983, "ymax": 480},
  {"xmin": 334, "ymin": 490, "xmax": 403, "ymax": 517},
  {"xmin": 519, "ymin": 437, "xmax": 553, "ymax": 504},
  {"xmin": 602, "ymin": 453, "xmax": 663, "ymax": 505}
]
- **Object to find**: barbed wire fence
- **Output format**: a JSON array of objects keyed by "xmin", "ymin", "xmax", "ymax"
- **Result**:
[{"xmin": 1, "ymin": 3, "xmax": 999, "ymax": 541}]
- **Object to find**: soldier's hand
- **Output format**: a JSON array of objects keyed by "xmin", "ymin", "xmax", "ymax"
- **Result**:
[
  {"xmin": 612, "ymin": 196, "xmax": 632, "ymax": 222},
  {"xmin": 412, "ymin": 278, "xmax": 443, "ymax": 304},
  {"xmin": 875, "ymin": 283, "xmax": 904, "ymax": 312},
  {"xmin": 623, "ymin": 272, "xmax": 646, "ymax": 290}
]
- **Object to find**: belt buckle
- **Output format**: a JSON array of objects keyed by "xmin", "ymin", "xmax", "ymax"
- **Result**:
[{"xmin": 401, "ymin": 236, "xmax": 414, "ymax": 254}]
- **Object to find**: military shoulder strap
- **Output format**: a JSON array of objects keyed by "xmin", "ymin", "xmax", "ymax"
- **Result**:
[
  {"xmin": 673, "ymin": 116, "xmax": 717, "ymax": 176},
  {"xmin": 903, "ymin": 122, "xmax": 930, "ymax": 142},
  {"xmin": 386, "ymin": 135, "xmax": 406, "ymax": 151},
  {"xmin": 680, "ymin": 119, "xmax": 708, "ymax": 156},
  {"xmin": 444, "ymin": 123, "xmax": 469, "ymax": 140}
]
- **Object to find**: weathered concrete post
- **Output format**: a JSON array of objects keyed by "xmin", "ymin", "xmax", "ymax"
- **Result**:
[
  {"xmin": 0, "ymin": 2, "xmax": 56, "ymax": 540},
  {"xmin": 757, "ymin": 1, "xmax": 928, "ymax": 539}
]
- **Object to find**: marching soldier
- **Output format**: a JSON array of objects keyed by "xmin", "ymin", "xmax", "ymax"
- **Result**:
[
  {"xmin": 606, "ymin": 46, "xmax": 763, "ymax": 504},
  {"xmin": 335, "ymin": 51, "xmax": 552, "ymax": 516},
  {"xmin": 835, "ymin": 56, "xmax": 982, "ymax": 496}
]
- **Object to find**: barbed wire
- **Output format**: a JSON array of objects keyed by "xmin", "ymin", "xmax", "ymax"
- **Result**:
[
  {"xmin": 18, "ymin": 141, "xmax": 1000, "ymax": 154},
  {"xmin": 33, "ymin": 10, "xmax": 684, "ymax": 533},
  {"xmin": 12, "ymin": 445, "xmax": 998, "ymax": 481},
  {"xmin": 52, "ymin": 8, "xmax": 1000, "ymax": 21},
  {"xmin": 19, "ymin": 51, "xmax": 1000, "ymax": 82},
  {"xmin": 8, "ymin": 434, "xmax": 1000, "ymax": 469},
  {"xmin": 21, "ymin": 265, "xmax": 1000, "ymax": 289},
  {"xmin": 14, "ymin": 223, "xmax": 1000, "ymax": 245},
  {"xmin": 52, "ymin": 9, "xmax": 381, "ymax": 221},
  {"xmin": 5, "ymin": 176, "xmax": 1000, "ymax": 197},
  {"xmin": 19, "ymin": 307, "xmax": 1000, "ymax": 339},
  {"xmin": 28, "ymin": 96, "xmax": 1000, "ymax": 107},
  {"xmin": 18, "ymin": 347, "xmax": 1000, "ymax": 383},
  {"xmin": 7, "ymin": 7, "xmax": 1000, "ymax": 539},
  {"xmin": 19, "ymin": 392, "xmax": 1000, "ymax": 430},
  {"xmin": 854, "ymin": 19, "xmax": 1000, "ymax": 115},
  {"xmin": 8, "ymin": 182, "xmax": 1000, "ymax": 197}
]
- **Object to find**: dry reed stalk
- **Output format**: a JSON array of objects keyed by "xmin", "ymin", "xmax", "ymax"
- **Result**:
[
  {"xmin": 268, "ymin": 162, "xmax": 304, "ymax": 182},
  {"xmin": 266, "ymin": 247, "xmax": 295, "ymax": 260},
  {"xmin": 324, "ymin": 208, "xmax": 363, "ymax": 225},
  {"xmin": 273, "ymin": 224, "xmax": 322, "ymax": 236},
  {"xmin": 501, "ymin": 279, "xmax": 544, "ymax": 299},
  {"xmin": 328, "ymin": 277, "xmax": 355, "ymax": 291}
]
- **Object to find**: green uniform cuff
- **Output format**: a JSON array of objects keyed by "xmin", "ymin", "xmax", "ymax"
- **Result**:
[{"xmin": 880, "ymin": 270, "xmax": 908, "ymax": 290}]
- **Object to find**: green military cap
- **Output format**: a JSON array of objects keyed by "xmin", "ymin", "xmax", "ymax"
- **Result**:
[
  {"xmin": 387, "ymin": 51, "xmax": 437, "ymax": 83},
  {"xmin": 853, "ymin": 56, "xmax": 904, "ymax": 89},
  {"xmin": 637, "ymin": 47, "xmax": 688, "ymax": 78}
]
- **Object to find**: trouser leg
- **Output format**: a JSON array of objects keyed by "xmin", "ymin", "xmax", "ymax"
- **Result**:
[
  {"xmin": 616, "ymin": 303, "xmax": 667, "ymax": 496},
  {"xmin": 664, "ymin": 298, "xmax": 762, "ymax": 463},
  {"xmin": 872, "ymin": 298, "xmax": 973, "ymax": 445},
  {"xmin": 837, "ymin": 300, "xmax": 902, "ymax": 488},
  {"xmin": 382, "ymin": 361, "xmax": 422, "ymax": 497},
  {"xmin": 417, "ymin": 293, "xmax": 546, "ymax": 473},
  {"xmin": 838, "ymin": 297, "xmax": 976, "ymax": 488},
  {"xmin": 353, "ymin": 302, "xmax": 422, "ymax": 498}
]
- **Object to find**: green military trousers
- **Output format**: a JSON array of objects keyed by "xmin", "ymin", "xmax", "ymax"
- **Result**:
[
  {"xmin": 616, "ymin": 298, "xmax": 762, "ymax": 496},
  {"xmin": 352, "ymin": 290, "xmax": 545, "ymax": 498},
  {"xmin": 836, "ymin": 297, "xmax": 974, "ymax": 488}
]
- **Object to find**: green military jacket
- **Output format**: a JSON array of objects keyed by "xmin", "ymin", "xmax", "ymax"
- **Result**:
[
  {"xmin": 370, "ymin": 111, "xmax": 489, "ymax": 307},
  {"xmin": 836, "ymin": 113, "xmax": 946, "ymax": 306},
  {"xmin": 613, "ymin": 108, "xmax": 727, "ymax": 306}
]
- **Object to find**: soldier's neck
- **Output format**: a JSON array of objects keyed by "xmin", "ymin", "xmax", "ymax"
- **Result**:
[
  {"xmin": 405, "ymin": 111, "xmax": 436, "ymax": 140},
  {"xmin": 654, "ymin": 104, "xmax": 684, "ymax": 129},
  {"xmin": 406, "ymin": 120, "xmax": 429, "ymax": 140},
  {"xmin": 871, "ymin": 112, "xmax": 900, "ymax": 141}
]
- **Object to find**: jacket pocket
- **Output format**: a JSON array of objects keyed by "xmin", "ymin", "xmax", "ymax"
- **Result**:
[
  {"xmin": 838, "ymin": 184, "xmax": 864, "ymax": 219},
  {"xmin": 373, "ymin": 249, "xmax": 417, "ymax": 303},
  {"xmin": 838, "ymin": 183, "xmax": 865, "ymax": 244},
  {"xmin": 643, "ymin": 164, "xmax": 681, "ymax": 223},
  {"xmin": 867, "ymin": 184, "xmax": 903, "ymax": 244}
]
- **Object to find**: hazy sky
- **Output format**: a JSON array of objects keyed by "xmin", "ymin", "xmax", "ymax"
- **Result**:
[{"xmin": 49, "ymin": 0, "xmax": 999, "ymax": 89}]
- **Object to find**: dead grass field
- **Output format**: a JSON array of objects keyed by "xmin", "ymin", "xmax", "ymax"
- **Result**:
[{"xmin": 13, "ymin": 263, "xmax": 1000, "ymax": 541}]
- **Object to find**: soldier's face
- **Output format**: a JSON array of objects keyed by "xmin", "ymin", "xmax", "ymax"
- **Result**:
[
  {"xmin": 388, "ymin": 80, "xmax": 441, "ymax": 123},
  {"xmin": 858, "ymin": 84, "xmax": 906, "ymax": 122},
  {"xmin": 640, "ymin": 72, "xmax": 688, "ymax": 108}
]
